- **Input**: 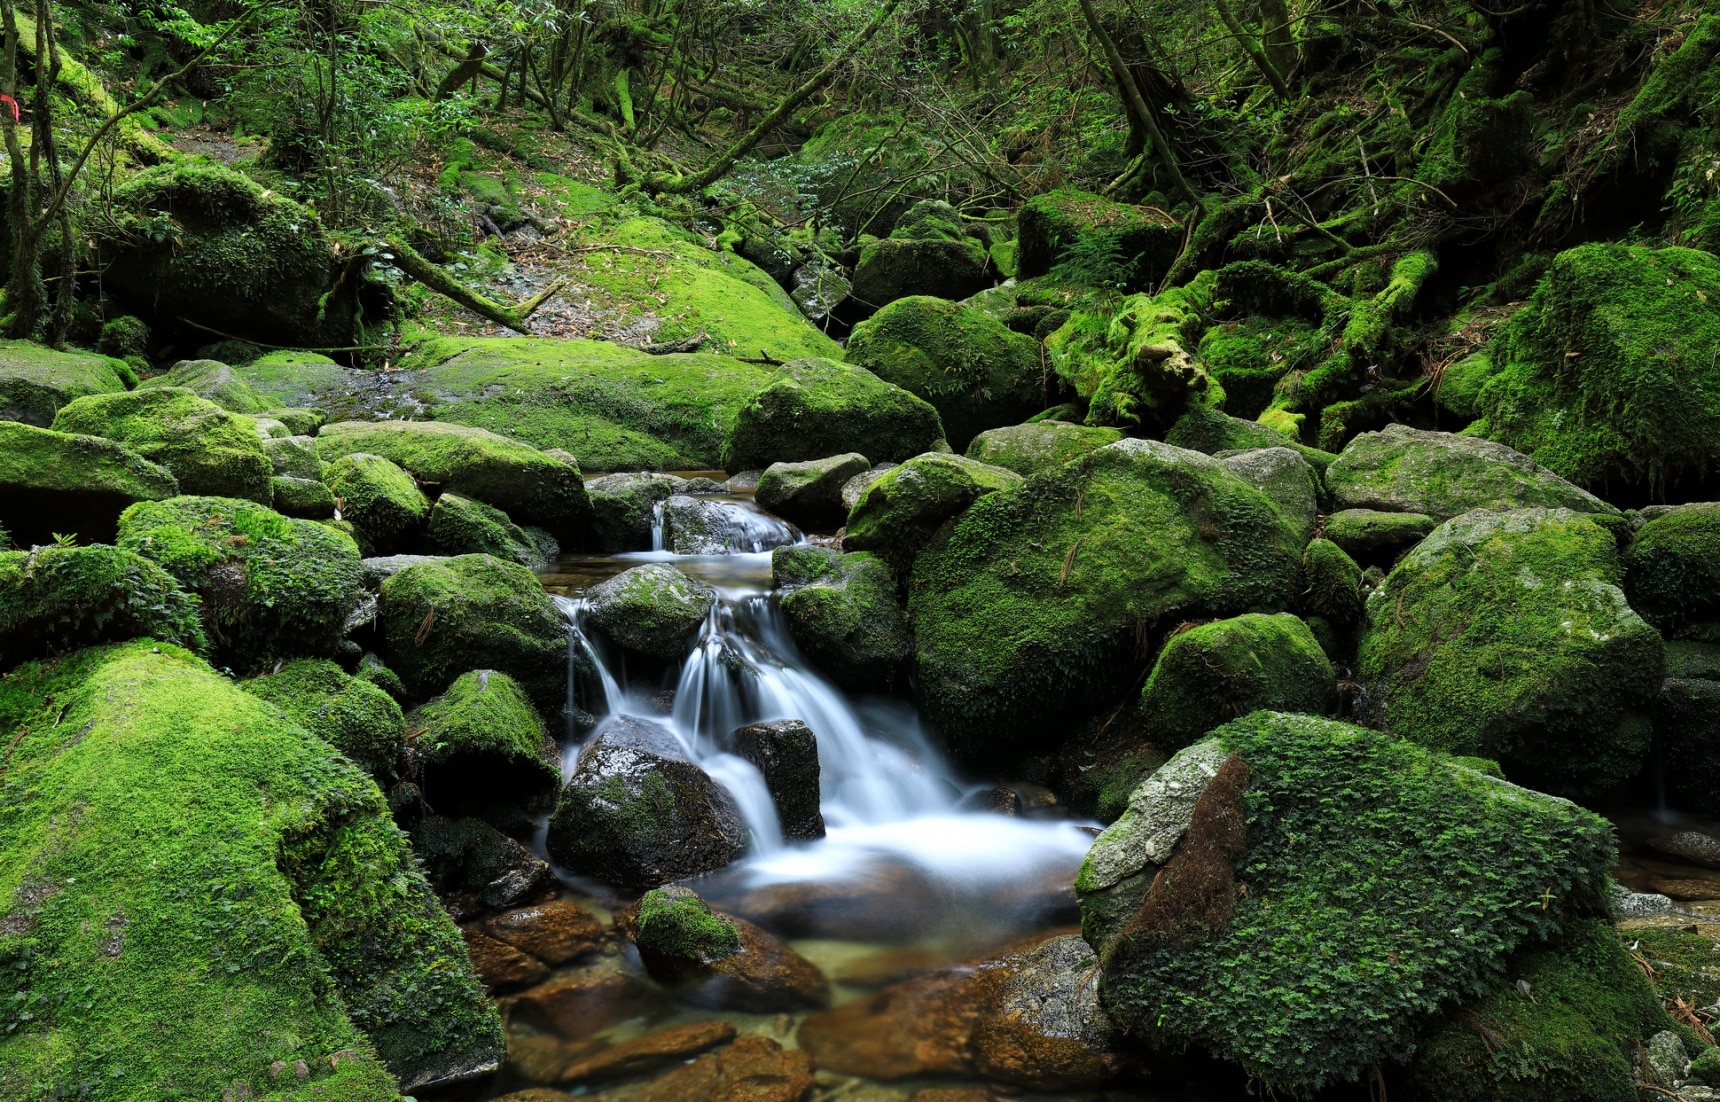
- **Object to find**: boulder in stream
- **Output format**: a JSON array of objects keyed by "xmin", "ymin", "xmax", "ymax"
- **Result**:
[
  {"xmin": 586, "ymin": 471, "xmax": 687, "ymax": 551},
  {"xmin": 755, "ymin": 452, "xmax": 870, "ymax": 529},
  {"xmin": 661, "ymin": 493, "xmax": 800, "ymax": 555},
  {"xmin": 722, "ymin": 357, "xmax": 946, "ymax": 471},
  {"xmin": 53, "ymin": 386, "xmax": 274, "ymax": 503},
  {"xmin": 727, "ymin": 719, "xmax": 826, "ymax": 841},
  {"xmin": 409, "ymin": 669, "xmax": 560, "ymax": 811},
  {"xmin": 1624, "ymin": 501, "xmax": 1720, "ymax": 638},
  {"xmin": 585, "ymin": 563, "xmax": 716, "ymax": 659},
  {"xmin": 772, "ymin": 546, "xmax": 912, "ymax": 692},
  {"xmin": 849, "ymin": 201, "xmax": 992, "ymax": 311}
]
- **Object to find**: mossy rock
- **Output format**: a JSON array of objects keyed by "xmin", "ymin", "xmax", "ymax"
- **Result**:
[
  {"xmin": 1218, "ymin": 447, "xmax": 1321, "ymax": 541},
  {"xmin": 52, "ymin": 387, "xmax": 273, "ymax": 504},
  {"xmin": 755, "ymin": 453, "xmax": 871, "ymax": 530},
  {"xmin": 585, "ymin": 564, "xmax": 715, "ymax": 660},
  {"xmin": 1357, "ymin": 508, "xmax": 1664, "ymax": 798},
  {"xmin": 378, "ymin": 554, "xmax": 566, "ymax": 710},
  {"xmin": 1081, "ymin": 712, "xmax": 1616, "ymax": 1097},
  {"xmin": 1197, "ymin": 313, "xmax": 1326, "ymax": 421},
  {"xmin": 242, "ymin": 657, "xmax": 408, "ymax": 780},
  {"xmin": 633, "ymin": 885, "xmax": 741, "ymax": 963},
  {"xmin": 723, "ymin": 357, "xmax": 946, "ymax": 472},
  {"xmin": 586, "ymin": 471, "xmax": 686, "ymax": 551},
  {"xmin": 910, "ymin": 439, "xmax": 1304, "ymax": 755},
  {"xmin": 846, "ymin": 296, "xmax": 1045, "ymax": 451},
  {"xmin": 118, "ymin": 495, "xmax": 365, "ymax": 672},
  {"xmin": 263, "ymin": 434, "xmax": 325, "ymax": 480},
  {"xmin": 1302, "ymin": 537, "xmax": 1364, "ymax": 626},
  {"xmin": 844, "ymin": 452, "xmax": 1022, "ymax": 570},
  {"xmin": 0, "ymin": 339, "xmax": 133, "ymax": 427},
  {"xmin": 265, "ymin": 407, "xmax": 325, "ymax": 437},
  {"xmin": 1399, "ymin": 919, "xmax": 1674, "ymax": 1102},
  {"xmin": 772, "ymin": 546, "xmax": 913, "ymax": 691},
  {"xmin": 355, "ymin": 651, "xmax": 409, "ymax": 704},
  {"xmin": 1138, "ymin": 613, "xmax": 1334, "ymax": 749},
  {"xmin": 1165, "ymin": 405, "xmax": 1337, "ymax": 472},
  {"xmin": 1476, "ymin": 244, "xmax": 1720, "ymax": 500},
  {"xmin": 1046, "ymin": 277, "xmax": 1218, "ymax": 430},
  {"xmin": 1326, "ymin": 424, "xmax": 1615, "ymax": 522},
  {"xmin": 137, "ymin": 358, "xmax": 269, "ymax": 414},
  {"xmin": 324, "ymin": 452, "xmax": 429, "ymax": 556},
  {"xmin": 1656, "ymin": 643, "xmax": 1720, "ymax": 815},
  {"xmin": 94, "ymin": 158, "xmax": 364, "ymax": 347},
  {"xmin": 317, "ymin": 420, "xmax": 592, "ymax": 545},
  {"xmin": 1623, "ymin": 502, "xmax": 1720, "ymax": 636},
  {"xmin": 428, "ymin": 492, "xmax": 556, "ymax": 570},
  {"xmin": 409, "ymin": 669, "xmax": 559, "ymax": 810},
  {"xmin": 850, "ymin": 238, "xmax": 990, "ymax": 312},
  {"xmin": 0, "ymin": 544, "xmax": 206, "ymax": 665},
  {"xmin": 0, "ymin": 421, "xmax": 178, "ymax": 546},
  {"xmin": 964, "ymin": 420, "xmax": 1123, "ymax": 476},
  {"xmin": 1323, "ymin": 507, "xmax": 1437, "ymax": 565},
  {"xmin": 0, "ymin": 641, "xmax": 502, "ymax": 1097},
  {"xmin": 270, "ymin": 473, "xmax": 336, "ymax": 519},
  {"xmin": 1016, "ymin": 189, "xmax": 1182, "ymax": 288}
]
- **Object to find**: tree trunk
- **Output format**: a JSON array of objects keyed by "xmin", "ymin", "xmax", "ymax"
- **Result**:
[{"xmin": 1075, "ymin": 0, "xmax": 1197, "ymax": 205}]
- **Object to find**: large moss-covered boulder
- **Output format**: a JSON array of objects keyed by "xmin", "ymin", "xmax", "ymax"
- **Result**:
[
  {"xmin": 1624, "ymin": 502, "xmax": 1720, "ymax": 637},
  {"xmin": 317, "ymin": 420, "xmax": 592, "ymax": 544},
  {"xmin": 0, "ymin": 642, "xmax": 503, "ymax": 1097},
  {"xmin": 52, "ymin": 387, "xmax": 273, "ymax": 503},
  {"xmin": 0, "ymin": 340, "xmax": 133, "ymax": 427},
  {"xmin": 545, "ymin": 716, "xmax": 746, "ymax": 888},
  {"xmin": 1165, "ymin": 405, "xmax": 1337, "ymax": 471},
  {"xmin": 965, "ymin": 420, "xmax": 1123, "ymax": 476},
  {"xmin": 1218, "ymin": 447, "xmax": 1321, "ymax": 540},
  {"xmin": 1471, "ymin": 243, "xmax": 1720, "ymax": 499},
  {"xmin": 324, "ymin": 452, "xmax": 430, "ymax": 554},
  {"xmin": 270, "ymin": 474, "xmax": 336, "ymax": 519},
  {"xmin": 1016, "ymin": 189, "xmax": 1182, "ymax": 286},
  {"xmin": 410, "ymin": 669, "xmax": 560, "ymax": 811},
  {"xmin": 843, "ymin": 452, "xmax": 1023, "ymax": 569},
  {"xmin": 1323, "ymin": 507, "xmax": 1437, "ymax": 564},
  {"xmin": 1325, "ymin": 424, "xmax": 1614, "ymax": 522},
  {"xmin": 137, "ymin": 358, "xmax": 270, "ymax": 414},
  {"xmin": 94, "ymin": 159, "xmax": 365, "ymax": 347},
  {"xmin": 0, "ymin": 544, "xmax": 206, "ymax": 666},
  {"xmin": 1078, "ymin": 712, "xmax": 1616, "ymax": 1097},
  {"xmin": 427, "ymin": 492, "xmax": 555, "ymax": 570},
  {"xmin": 585, "ymin": 564, "xmax": 715, "ymax": 660},
  {"xmin": 849, "ymin": 201, "xmax": 991, "ymax": 310},
  {"xmin": 755, "ymin": 453, "xmax": 871, "ymax": 530},
  {"xmin": 723, "ymin": 358, "xmax": 946, "ymax": 471},
  {"xmin": 0, "ymin": 421, "xmax": 178, "ymax": 545},
  {"xmin": 379, "ymin": 554, "xmax": 567, "ymax": 709},
  {"xmin": 1357, "ymin": 508, "xmax": 1664, "ymax": 797},
  {"xmin": 911, "ymin": 440, "xmax": 1304, "ymax": 753},
  {"xmin": 1138, "ymin": 613, "xmax": 1333, "ymax": 749},
  {"xmin": 117, "ymin": 495, "xmax": 365, "ymax": 671},
  {"xmin": 846, "ymin": 296, "xmax": 1045, "ymax": 451},
  {"xmin": 263, "ymin": 434, "xmax": 325, "ymax": 480},
  {"xmin": 586, "ymin": 472, "xmax": 686, "ymax": 551},
  {"xmin": 241, "ymin": 658, "xmax": 407, "ymax": 780},
  {"xmin": 1301, "ymin": 537, "xmax": 1365, "ymax": 627},
  {"xmin": 772, "ymin": 546, "xmax": 913, "ymax": 691}
]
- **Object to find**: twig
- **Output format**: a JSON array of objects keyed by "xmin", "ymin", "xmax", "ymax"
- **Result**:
[{"xmin": 175, "ymin": 317, "xmax": 403, "ymax": 355}]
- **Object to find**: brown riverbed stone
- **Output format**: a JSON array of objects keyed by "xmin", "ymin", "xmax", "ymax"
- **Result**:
[
  {"xmin": 486, "ymin": 899, "xmax": 606, "ymax": 964},
  {"xmin": 1649, "ymin": 878, "xmax": 1720, "ymax": 901},
  {"xmin": 627, "ymin": 1035, "xmax": 814, "ymax": 1102},
  {"xmin": 507, "ymin": 1032, "xmax": 593, "ymax": 1083},
  {"xmin": 797, "ymin": 966, "xmax": 981, "ymax": 1078},
  {"xmin": 509, "ymin": 965, "xmax": 661, "ymax": 1037},
  {"xmin": 560, "ymin": 1019, "xmax": 738, "ymax": 1085},
  {"xmin": 493, "ymin": 1091, "xmax": 576, "ymax": 1102},
  {"xmin": 909, "ymin": 1089, "xmax": 999, "ymax": 1102},
  {"xmin": 463, "ymin": 927, "xmax": 551, "ymax": 992},
  {"xmin": 615, "ymin": 898, "xmax": 830, "ymax": 1013},
  {"xmin": 967, "ymin": 934, "xmax": 1124, "ymax": 1089}
]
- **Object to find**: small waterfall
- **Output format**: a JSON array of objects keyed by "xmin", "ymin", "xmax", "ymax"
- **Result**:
[
  {"xmin": 662, "ymin": 494, "xmax": 802, "ymax": 554},
  {"xmin": 649, "ymin": 500, "xmax": 666, "ymax": 552}
]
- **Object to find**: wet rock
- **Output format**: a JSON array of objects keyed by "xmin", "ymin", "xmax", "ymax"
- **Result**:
[
  {"xmin": 462, "ymin": 927, "xmax": 551, "ymax": 993},
  {"xmin": 559, "ymin": 1020, "xmax": 738, "ymax": 1085},
  {"xmin": 628, "ymin": 1035, "xmax": 815, "ymax": 1102},
  {"xmin": 1323, "ymin": 507, "xmax": 1437, "ymax": 564},
  {"xmin": 410, "ymin": 669, "xmax": 561, "ymax": 812},
  {"xmin": 53, "ymin": 386, "xmax": 274, "ymax": 502},
  {"xmin": 850, "ymin": 234, "xmax": 990, "ymax": 314},
  {"xmin": 496, "ymin": 1082, "xmax": 576, "ymax": 1101},
  {"xmin": 585, "ymin": 564, "xmax": 716, "ymax": 659},
  {"xmin": 964, "ymin": 420, "xmax": 1122, "ymax": 477},
  {"xmin": 617, "ymin": 887, "xmax": 831, "ymax": 1013},
  {"xmin": 909, "ymin": 1090, "xmax": 998, "ymax": 1102},
  {"xmin": 840, "ymin": 463, "xmax": 895, "ymax": 513},
  {"xmin": 1648, "ymin": 831, "xmax": 1720, "ymax": 869},
  {"xmin": 723, "ymin": 357, "xmax": 946, "ymax": 471},
  {"xmin": 959, "ymin": 786, "xmax": 1021, "ymax": 815},
  {"xmin": 506, "ymin": 1032, "xmax": 586, "ymax": 1084},
  {"xmin": 772, "ymin": 546, "xmax": 912, "ymax": 692},
  {"xmin": 661, "ymin": 493, "xmax": 802, "ymax": 555},
  {"xmin": 843, "ymin": 453, "xmax": 1022, "ymax": 569},
  {"xmin": 756, "ymin": 453, "xmax": 871, "ymax": 529},
  {"xmin": 508, "ymin": 965, "xmax": 662, "ymax": 1037},
  {"xmin": 1646, "ymin": 878, "xmax": 1720, "ymax": 901},
  {"xmin": 1656, "ymin": 651, "xmax": 1720, "ymax": 815},
  {"xmin": 1625, "ymin": 502, "xmax": 1720, "ymax": 637},
  {"xmin": 968, "ymin": 934, "xmax": 1124, "ymax": 1089},
  {"xmin": 1219, "ymin": 446, "xmax": 1321, "ymax": 540},
  {"xmin": 412, "ymin": 813, "xmax": 560, "ymax": 908},
  {"xmin": 717, "ymin": 861, "xmax": 941, "ymax": 942},
  {"xmin": 429, "ymin": 492, "xmax": 557, "ymax": 570},
  {"xmin": 798, "ymin": 966, "xmax": 979, "ymax": 1078},
  {"xmin": 586, "ymin": 471, "xmax": 687, "ymax": 551},
  {"xmin": 484, "ymin": 901, "xmax": 605, "ymax": 964},
  {"xmin": 545, "ymin": 716, "xmax": 747, "ymax": 887},
  {"xmin": 727, "ymin": 720, "xmax": 825, "ymax": 841},
  {"xmin": 1611, "ymin": 884, "xmax": 1675, "ymax": 920},
  {"xmin": 362, "ymin": 553, "xmax": 446, "ymax": 586},
  {"xmin": 792, "ymin": 263, "xmax": 851, "ymax": 324}
]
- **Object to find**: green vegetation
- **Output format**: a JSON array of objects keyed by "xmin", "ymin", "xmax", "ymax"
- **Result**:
[
  {"xmin": 632, "ymin": 886, "xmax": 742, "ymax": 963},
  {"xmin": 0, "ymin": 341, "xmax": 133, "ymax": 427},
  {"xmin": 427, "ymin": 492, "xmax": 554, "ymax": 569},
  {"xmin": 843, "ymin": 452, "xmax": 1022, "ymax": 570},
  {"xmin": 1623, "ymin": 502, "xmax": 1720, "ymax": 636},
  {"xmin": 850, "ymin": 200, "xmax": 992, "ymax": 308},
  {"xmin": 324, "ymin": 452, "xmax": 431, "ymax": 555},
  {"xmin": 723, "ymin": 358, "xmax": 946, "ymax": 471},
  {"xmin": 0, "ymin": 422, "xmax": 179, "ymax": 546},
  {"xmin": 0, "ymin": 545, "xmax": 206, "ymax": 664},
  {"xmin": 408, "ymin": 669, "xmax": 559, "ymax": 803},
  {"xmin": 271, "ymin": 474, "xmax": 338, "ymax": 519},
  {"xmin": 136, "ymin": 359, "xmax": 271, "ymax": 414},
  {"xmin": 1138, "ymin": 613, "xmax": 1333, "ymax": 748},
  {"xmin": 1301, "ymin": 537, "xmax": 1364, "ymax": 626},
  {"xmin": 1045, "ymin": 275, "xmax": 1219, "ymax": 430},
  {"xmin": 773, "ymin": 546, "xmax": 913, "ymax": 691},
  {"xmin": 242, "ymin": 658, "xmax": 408, "ymax": 780},
  {"xmin": 52, "ymin": 388, "xmax": 273, "ymax": 503},
  {"xmin": 1016, "ymin": 189, "xmax": 1182, "ymax": 287}
]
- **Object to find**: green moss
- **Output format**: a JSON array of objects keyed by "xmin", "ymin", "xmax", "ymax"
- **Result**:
[
  {"xmin": 910, "ymin": 439, "xmax": 1303, "ymax": 754},
  {"xmin": 1046, "ymin": 274, "xmax": 1219, "ymax": 429},
  {"xmin": 850, "ymin": 236, "xmax": 990, "ymax": 310},
  {"xmin": 1303, "ymin": 537, "xmax": 1364, "ymax": 625},
  {"xmin": 242, "ymin": 659, "xmax": 407, "ymax": 780},
  {"xmin": 773, "ymin": 547, "xmax": 913, "ymax": 691},
  {"xmin": 1197, "ymin": 314, "xmax": 1326, "ymax": 421},
  {"xmin": 1323, "ymin": 508, "xmax": 1438, "ymax": 563},
  {"xmin": 1627, "ymin": 925, "xmax": 1720, "ymax": 1014},
  {"xmin": 1016, "ymin": 189, "xmax": 1182, "ymax": 287},
  {"xmin": 723, "ymin": 357, "xmax": 946, "ymax": 471},
  {"xmin": 585, "ymin": 563, "xmax": 715, "ymax": 660},
  {"xmin": 0, "ymin": 340, "xmax": 133, "ymax": 427},
  {"xmin": 52, "ymin": 387, "xmax": 273, "ymax": 503},
  {"xmin": 427, "ymin": 492, "xmax": 554, "ymax": 569},
  {"xmin": 137, "ymin": 359, "xmax": 270, "ymax": 414},
  {"xmin": 316, "ymin": 420, "xmax": 591, "ymax": 543},
  {"xmin": 1138, "ymin": 613, "xmax": 1333, "ymax": 749},
  {"xmin": 1357, "ymin": 508, "xmax": 1664, "ymax": 798},
  {"xmin": 379, "ymin": 554, "xmax": 566, "ymax": 709},
  {"xmin": 1623, "ymin": 502, "xmax": 1720, "ymax": 635},
  {"xmin": 408, "ymin": 669, "xmax": 558, "ymax": 804},
  {"xmin": 1479, "ymin": 244, "xmax": 1720, "ymax": 498},
  {"xmin": 1165, "ymin": 405, "xmax": 1337, "ymax": 471},
  {"xmin": 1091, "ymin": 713, "xmax": 1616, "ymax": 1097},
  {"xmin": 1402, "ymin": 919, "xmax": 1673, "ymax": 1102},
  {"xmin": 354, "ymin": 652, "xmax": 408, "ymax": 703},
  {"xmin": 964, "ymin": 420, "xmax": 1124, "ymax": 476},
  {"xmin": 633, "ymin": 886, "xmax": 741, "ymax": 963},
  {"xmin": 587, "ymin": 472, "xmax": 686, "ymax": 550},
  {"xmin": 266, "ymin": 408, "xmax": 326, "ymax": 437},
  {"xmin": 844, "ymin": 452, "xmax": 1022, "ymax": 570},
  {"xmin": 97, "ymin": 317, "xmax": 150, "ymax": 361},
  {"xmin": 323, "ymin": 452, "xmax": 429, "ymax": 555},
  {"xmin": 117, "ymin": 495, "xmax": 365, "ymax": 671},
  {"xmin": 846, "ymin": 296, "xmax": 1047, "ymax": 451},
  {"xmin": 0, "ymin": 642, "xmax": 501, "ymax": 1099},
  {"xmin": 0, "ymin": 545, "xmax": 206, "ymax": 664},
  {"xmin": 0, "ymin": 421, "xmax": 179, "ymax": 545},
  {"xmin": 271, "ymin": 475, "xmax": 336, "ymax": 519}
]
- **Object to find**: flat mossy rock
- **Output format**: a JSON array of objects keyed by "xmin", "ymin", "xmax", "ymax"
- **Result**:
[
  {"xmin": 1357, "ymin": 508, "xmax": 1664, "ymax": 798},
  {"xmin": 1399, "ymin": 918, "xmax": 1674, "ymax": 1102},
  {"xmin": 1324, "ymin": 507, "xmax": 1437, "ymax": 563},
  {"xmin": 843, "ymin": 452, "xmax": 1022, "ymax": 570},
  {"xmin": 1138, "ymin": 613, "xmax": 1333, "ymax": 749},
  {"xmin": 0, "ymin": 421, "xmax": 178, "ymax": 546},
  {"xmin": 1624, "ymin": 502, "xmax": 1720, "ymax": 636},
  {"xmin": 1016, "ymin": 189, "xmax": 1182, "ymax": 285},
  {"xmin": 317, "ymin": 420, "xmax": 592, "ymax": 544},
  {"xmin": 242, "ymin": 658, "xmax": 408, "ymax": 780},
  {"xmin": 0, "ymin": 340, "xmax": 133, "ymax": 427},
  {"xmin": 586, "ymin": 471, "xmax": 687, "ymax": 551},
  {"xmin": 910, "ymin": 440, "xmax": 1304, "ymax": 754},
  {"xmin": 0, "ymin": 545, "xmax": 206, "ymax": 666},
  {"xmin": 755, "ymin": 453, "xmax": 870, "ymax": 530},
  {"xmin": 0, "ymin": 642, "xmax": 502, "ymax": 1098},
  {"xmin": 965, "ymin": 420, "xmax": 1123, "ymax": 476},
  {"xmin": 94, "ymin": 159, "xmax": 363, "ymax": 347},
  {"xmin": 137, "ymin": 359, "xmax": 269, "ymax": 414},
  {"xmin": 772, "ymin": 546, "xmax": 913, "ymax": 691},
  {"xmin": 428, "ymin": 492, "xmax": 555, "ymax": 570},
  {"xmin": 1218, "ymin": 447, "xmax": 1321, "ymax": 541},
  {"xmin": 263, "ymin": 434, "xmax": 325, "ymax": 480},
  {"xmin": 270, "ymin": 474, "xmax": 336, "ymax": 519},
  {"xmin": 723, "ymin": 358, "xmax": 946, "ymax": 471},
  {"xmin": 850, "ymin": 239, "xmax": 990, "ymax": 312},
  {"xmin": 1474, "ymin": 243, "xmax": 1720, "ymax": 500},
  {"xmin": 1081, "ymin": 712, "xmax": 1615, "ymax": 1097},
  {"xmin": 845, "ymin": 296, "xmax": 1046, "ymax": 451},
  {"xmin": 585, "ymin": 564, "xmax": 715, "ymax": 660},
  {"xmin": 1165, "ymin": 405, "xmax": 1337, "ymax": 472},
  {"xmin": 52, "ymin": 387, "xmax": 273, "ymax": 503},
  {"xmin": 379, "ymin": 554, "xmax": 566, "ymax": 709},
  {"xmin": 118, "ymin": 495, "xmax": 365, "ymax": 671},
  {"xmin": 409, "ymin": 669, "xmax": 560, "ymax": 810},
  {"xmin": 1325, "ymin": 424, "xmax": 1614, "ymax": 522},
  {"xmin": 324, "ymin": 452, "xmax": 429, "ymax": 554}
]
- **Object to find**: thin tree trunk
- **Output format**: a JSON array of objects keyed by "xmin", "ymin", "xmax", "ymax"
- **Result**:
[
  {"xmin": 1, "ymin": 0, "xmax": 43, "ymax": 338},
  {"xmin": 1211, "ymin": 0, "xmax": 1291, "ymax": 101},
  {"xmin": 434, "ymin": 42, "xmax": 488, "ymax": 100},
  {"xmin": 1257, "ymin": 0, "xmax": 1297, "ymax": 83},
  {"xmin": 1074, "ymin": 0, "xmax": 1197, "ymax": 205},
  {"xmin": 382, "ymin": 239, "xmax": 564, "ymax": 333}
]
